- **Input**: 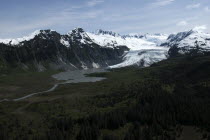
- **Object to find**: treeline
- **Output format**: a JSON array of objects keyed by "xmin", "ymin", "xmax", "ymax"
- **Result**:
[
  {"xmin": 75, "ymin": 56, "xmax": 210, "ymax": 140},
  {"xmin": 77, "ymin": 79, "xmax": 210, "ymax": 140},
  {"xmin": 0, "ymin": 56, "xmax": 210, "ymax": 140}
]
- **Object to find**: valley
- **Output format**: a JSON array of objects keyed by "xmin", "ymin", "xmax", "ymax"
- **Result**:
[
  {"xmin": 0, "ymin": 69, "xmax": 107, "ymax": 102},
  {"xmin": 0, "ymin": 55, "xmax": 210, "ymax": 139},
  {"xmin": 0, "ymin": 70, "xmax": 58, "ymax": 100},
  {"xmin": 1, "ymin": 0, "xmax": 210, "ymax": 139},
  {"xmin": 0, "ymin": 28, "xmax": 210, "ymax": 140}
]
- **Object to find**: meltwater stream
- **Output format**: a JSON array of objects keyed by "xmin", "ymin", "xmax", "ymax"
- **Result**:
[{"xmin": 0, "ymin": 69, "xmax": 107, "ymax": 102}]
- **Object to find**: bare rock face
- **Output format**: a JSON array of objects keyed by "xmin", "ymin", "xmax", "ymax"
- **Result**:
[
  {"xmin": 4, "ymin": 28, "xmax": 210, "ymax": 71},
  {"xmin": 0, "ymin": 28, "xmax": 129, "ymax": 71}
]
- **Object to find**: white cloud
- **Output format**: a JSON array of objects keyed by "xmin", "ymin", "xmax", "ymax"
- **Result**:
[
  {"xmin": 177, "ymin": 21, "xmax": 188, "ymax": 26},
  {"xmin": 186, "ymin": 3, "xmax": 200, "ymax": 9},
  {"xmin": 193, "ymin": 25, "xmax": 207, "ymax": 32},
  {"xmin": 0, "ymin": 6, "xmax": 104, "ymax": 38},
  {"xmin": 87, "ymin": 0, "xmax": 104, "ymax": 7},
  {"xmin": 204, "ymin": 7, "xmax": 210, "ymax": 12},
  {"xmin": 151, "ymin": 0, "xmax": 175, "ymax": 7}
]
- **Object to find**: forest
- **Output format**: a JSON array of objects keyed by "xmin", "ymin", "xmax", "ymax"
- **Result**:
[{"xmin": 0, "ymin": 55, "xmax": 210, "ymax": 140}]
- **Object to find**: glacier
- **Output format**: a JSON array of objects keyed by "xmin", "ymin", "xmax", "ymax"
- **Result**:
[
  {"xmin": 0, "ymin": 28, "xmax": 169, "ymax": 69},
  {"xmin": 109, "ymin": 49, "xmax": 169, "ymax": 68},
  {"xmin": 86, "ymin": 30, "xmax": 169, "ymax": 68}
]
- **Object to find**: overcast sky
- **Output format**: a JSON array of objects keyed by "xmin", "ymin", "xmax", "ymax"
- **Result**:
[{"xmin": 0, "ymin": 0, "xmax": 209, "ymax": 38}]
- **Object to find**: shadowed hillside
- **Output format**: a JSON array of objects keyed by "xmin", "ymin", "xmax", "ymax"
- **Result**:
[{"xmin": 0, "ymin": 55, "xmax": 210, "ymax": 140}]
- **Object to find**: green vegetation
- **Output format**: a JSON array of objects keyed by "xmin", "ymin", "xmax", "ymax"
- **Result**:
[
  {"xmin": 1, "ymin": 55, "xmax": 210, "ymax": 140},
  {"xmin": 0, "ymin": 70, "xmax": 59, "ymax": 99}
]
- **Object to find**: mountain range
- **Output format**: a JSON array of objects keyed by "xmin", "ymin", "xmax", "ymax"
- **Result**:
[{"xmin": 0, "ymin": 28, "xmax": 210, "ymax": 71}]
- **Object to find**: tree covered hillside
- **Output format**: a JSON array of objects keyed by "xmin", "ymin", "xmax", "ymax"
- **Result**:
[{"xmin": 0, "ymin": 55, "xmax": 210, "ymax": 140}]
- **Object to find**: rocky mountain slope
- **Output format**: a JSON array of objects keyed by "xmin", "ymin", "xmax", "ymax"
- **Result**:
[
  {"xmin": 162, "ymin": 29, "xmax": 210, "ymax": 57},
  {"xmin": 1, "ymin": 28, "xmax": 210, "ymax": 71},
  {"xmin": 0, "ymin": 28, "xmax": 128, "ymax": 71}
]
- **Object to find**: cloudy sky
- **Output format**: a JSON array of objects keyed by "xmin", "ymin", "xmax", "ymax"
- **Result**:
[{"xmin": 0, "ymin": 0, "xmax": 210, "ymax": 38}]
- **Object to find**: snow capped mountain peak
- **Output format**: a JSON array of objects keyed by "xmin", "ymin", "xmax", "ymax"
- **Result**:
[
  {"xmin": 124, "ymin": 33, "xmax": 144, "ymax": 39},
  {"xmin": 165, "ymin": 29, "xmax": 210, "ymax": 47},
  {"xmin": 0, "ymin": 28, "xmax": 168, "ymax": 49},
  {"xmin": 69, "ymin": 28, "xmax": 85, "ymax": 34},
  {"xmin": 0, "ymin": 30, "xmax": 41, "ymax": 45},
  {"xmin": 39, "ymin": 29, "xmax": 56, "ymax": 34},
  {"xmin": 1, "ymin": 27, "xmax": 210, "ymax": 70},
  {"xmin": 67, "ymin": 28, "xmax": 92, "ymax": 45},
  {"xmin": 165, "ymin": 29, "xmax": 210, "ymax": 56},
  {"xmin": 86, "ymin": 30, "xmax": 168, "ymax": 50},
  {"xmin": 126, "ymin": 33, "xmax": 167, "ymax": 38},
  {"xmin": 0, "ymin": 29, "xmax": 57, "ymax": 46},
  {"xmin": 67, "ymin": 28, "xmax": 86, "ymax": 38},
  {"xmin": 86, "ymin": 30, "xmax": 169, "ymax": 68},
  {"xmin": 36, "ymin": 29, "xmax": 59, "ymax": 40},
  {"xmin": 94, "ymin": 29, "xmax": 120, "ymax": 37},
  {"xmin": 28, "ymin": 29, "xmax": 42, "ymax": 37},
  {"xmin": 123, "ymin": 33, "xmax": 168, "ymax": 45},
  {"xmin": 165, "ymin": 29, "xmax": 209, "ymax": 46}
]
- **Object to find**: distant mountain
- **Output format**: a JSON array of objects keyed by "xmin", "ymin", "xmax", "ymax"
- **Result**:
[
  {"xmin": 86, "ymin": 30, "xmax": 169, "ymax": 68},
  {"xmin": 1, "ymin": 28, "xmax": 210, "ymax": 71},
  {"xmin": 162, "ymin": 29, "xmax": 210, "ymax": 57},
  {"xmin": 0, "ymin": 28, "xmax": 128, "ymax": 71},
  {"xmin": 88, "ymin": 30, "xmax": 168, "ymax": 50},
  {"xmin": 0, "ymin": 28, "xmax": 169, "ymax": 71},
  {"xmin": 95, "ymin": 29, "xmax": 210, "ymax": 67},
  {"xmin": 124, "ymin": 33, "xmax": 168, "ymax": 45},
  {"xmin": 94, "ymin": 29, "xmax": 120, "ymax": 37}
]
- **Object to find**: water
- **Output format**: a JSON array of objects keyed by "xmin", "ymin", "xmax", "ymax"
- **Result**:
[
  {"xmin": 52, "ymin": 69, "xmax": 107, "ymax": 83},
  {"xmin": 0, "ymin": 69, "xmax": 107, "ymax": 102}
]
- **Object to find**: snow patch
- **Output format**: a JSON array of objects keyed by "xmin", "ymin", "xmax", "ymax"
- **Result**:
[
  {"xmin": 81, "ymin": 62, "xmax": 88, "ymax": 70},
  {"xmin": 92, "ymin": 62, "xmax": 100, "ymax": 68},
  {"xmin": 70, "ymin": 63, "xmax": 77, "ymax": 69},
  {"xmin": 60, "ymin": 38, "xmax": 70, "ymax": 47}
]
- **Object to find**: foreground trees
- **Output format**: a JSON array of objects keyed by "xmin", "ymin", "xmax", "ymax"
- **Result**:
[{"xmin": 0, "ymin": 55, "xmax": 210, "ymax": 140}]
